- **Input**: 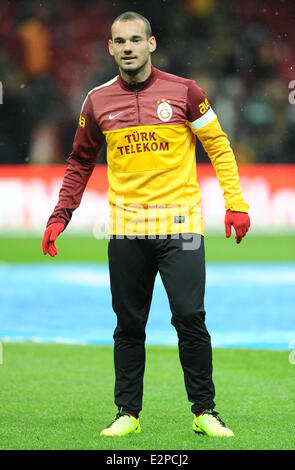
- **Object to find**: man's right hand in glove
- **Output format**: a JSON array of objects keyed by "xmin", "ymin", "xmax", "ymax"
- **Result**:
[{"xmin": 42, "ymin": 222, "xmax": 65, "ymax": 257}]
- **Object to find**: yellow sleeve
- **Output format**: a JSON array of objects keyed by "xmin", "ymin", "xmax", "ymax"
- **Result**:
[{"xmin": 194, "ymin": 116, "xmax": 249, "ymax": 213}]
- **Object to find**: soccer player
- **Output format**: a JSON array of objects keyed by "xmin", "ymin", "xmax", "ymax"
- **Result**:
[{"xmin": 42, "ymin": 11, "xmax": 250, "ymax": 437}]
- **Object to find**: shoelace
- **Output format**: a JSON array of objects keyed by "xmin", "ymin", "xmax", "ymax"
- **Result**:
[
  {"xmin": 106, "ymin": 411, "xmax": 127, "ymax": 429},
  {"xmin": 106, "ymin": 410, "xmax": 138, "ymax": 429},
  {"xmin": 204, "ymin": 410, "xmax": 227, "ymax": 428}
]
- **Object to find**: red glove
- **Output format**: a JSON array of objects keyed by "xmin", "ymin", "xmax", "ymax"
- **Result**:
[
  {"xmin": 225, "ymin": 210, "xmax": 250, "ymax": 244},
  {"xmin": 42, "ymin": 222, "xmax": 65, "ymax": 257}
]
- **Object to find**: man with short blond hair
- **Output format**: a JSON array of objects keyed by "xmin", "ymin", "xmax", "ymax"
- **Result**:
[{"xmin": 42, "ymin": 11, "xmax": 250, "ymax": 437}]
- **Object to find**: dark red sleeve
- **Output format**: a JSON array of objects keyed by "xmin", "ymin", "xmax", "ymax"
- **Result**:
[
  {"xmin": 186, "ymin": 80, "xmax": 211, "ymax": 122},
  {"xmin": 47, "ymin": 94, "xmax": 105, "ymax": 228}
]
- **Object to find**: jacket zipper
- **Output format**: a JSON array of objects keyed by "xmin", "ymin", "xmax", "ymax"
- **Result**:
[{"xmin": 135, "ymin": 89, "xmax": 140, "ymax": 124}]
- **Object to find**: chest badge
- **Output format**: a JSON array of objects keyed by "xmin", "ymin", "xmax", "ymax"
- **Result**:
[{"xmin": 157, "ymin": 99, "xmax": 172, "ymax": 122}]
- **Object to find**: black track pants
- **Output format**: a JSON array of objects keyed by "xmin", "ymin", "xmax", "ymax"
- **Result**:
[{"xmin": 108, "ymin": 234, "xmax": 215, "ymax": 416}]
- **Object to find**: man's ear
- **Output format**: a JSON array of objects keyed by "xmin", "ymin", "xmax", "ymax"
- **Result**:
[
  {"xmin": 149, "ymin": 36, "xmax": 157, "ymax": 53},
  {"xmin": 108, "ymin": 39, "xmax": 114, "ymax": 56}
]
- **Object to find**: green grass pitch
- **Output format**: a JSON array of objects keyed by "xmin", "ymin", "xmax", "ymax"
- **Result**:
[
  {"xmin": 0, "ymin": 343, "xmax": 294, "ymax": 450},
  {"xmin": 1, "ymin": 232, "xmax": 295, "ymax": 262}
]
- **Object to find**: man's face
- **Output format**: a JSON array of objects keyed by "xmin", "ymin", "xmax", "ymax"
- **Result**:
[{"xmin": 108, "ymin": 19, "xmax": 156, "ymax": 76}]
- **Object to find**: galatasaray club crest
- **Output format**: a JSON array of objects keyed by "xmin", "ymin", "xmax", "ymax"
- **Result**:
[{"xmin": 157, "ymin": 99, "xmax": 172, "ymax": 122}]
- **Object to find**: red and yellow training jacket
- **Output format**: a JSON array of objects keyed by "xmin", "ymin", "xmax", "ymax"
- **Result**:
[{"xmin": 48, "ymin": 66, "xmax": 249, "ymax": 235}]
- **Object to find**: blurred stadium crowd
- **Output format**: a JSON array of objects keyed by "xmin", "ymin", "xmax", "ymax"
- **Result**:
[{"xmin": 0, "ymin": 0, "xmax": 295, "ymax": 165}]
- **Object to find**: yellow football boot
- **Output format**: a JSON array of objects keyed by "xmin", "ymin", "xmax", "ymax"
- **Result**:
[
  {"xmin": 100, "ymin": 412, "xmax": 141, "ymax": 437},
  {"xmin": 193, "ymin": 410, "xmax": 234, "ymax": 437}
]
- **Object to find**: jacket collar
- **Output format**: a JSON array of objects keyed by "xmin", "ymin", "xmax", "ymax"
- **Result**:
[{"xmin": 117, "ymin": 65, "xmax": 158, "ymax": 91}]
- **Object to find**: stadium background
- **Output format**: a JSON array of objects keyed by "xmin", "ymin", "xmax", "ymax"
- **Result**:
[{"xmin": 0, "ymin": 0, "xmax": 295, "ymax": 450}]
